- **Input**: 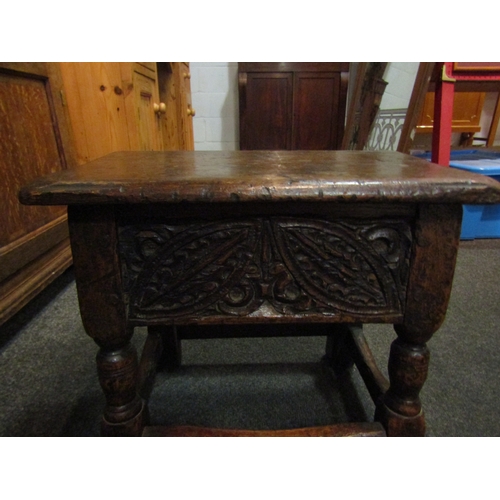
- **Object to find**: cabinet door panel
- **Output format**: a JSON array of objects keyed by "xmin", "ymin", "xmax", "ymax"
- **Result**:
[
  {"xmin": 157, "ymin": 63, "xmax": 180, "ymax": 150},
  {"xmin": 59, "ymin": 62, "xmax": 130, "ymax": 165},
  {"xmin": 0, "ymin": 68, "xmax": 66, "ymax": 246},
  {"xmin": 417, "ymin": 92, "xmax": 486, "ymax": 133},
  {"xmin": 293, "ymin": 72, "xmax": 340, "ymax": 150},
  {"xmin": 133, "ymin": 71, "xmax": 163, "ymax": 151},
  {"xmin": 241, "ymin": 73, "xmax": 293, "ymax": 150},
  {"xmin": 178, "ymin": 63, "xmax": 194, "ymax": 150},
  {"xmin": 0, "ymin": 63, "xmax": 74, "ymax": 325},
  {"xmin": 157, "ymin": 63, "xmax": 194, "ymax": 151}
]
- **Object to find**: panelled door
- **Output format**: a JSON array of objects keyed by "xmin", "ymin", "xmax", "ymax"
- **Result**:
[
  {"xmin": 0, "ymin": 63, "xmax": 75, "ymax": 325},
  {"xmin": 238, "ymin": 63, "xmax": 349, "ymax": 151}
]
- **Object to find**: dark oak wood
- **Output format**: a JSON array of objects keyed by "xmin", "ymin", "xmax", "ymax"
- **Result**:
[
  {"xmin": 143, "ymin": 422, "xmax": 386, "ymax": 437},
  {"xmin": 342, "ymin": 63, "xmax": 368, "ymax": 150},
  {"xmin": 19, "ymin": 150, "xmax": 500, "ymax": 206},
  {"xmin": 68, "ymin": 205, "xmax": 144, "ymax": 436},
  {"xmin": 238, "ymin": 63, "xmax": 349, "ymax": 73},
  {"xmin": 138, "ymin": 327, "xmax": 165, "ymax": 399},
  {"xmin": 19, "ymin": 150, "xmax": 500, "ymax": 437},
  {"xmin": 325, "ymin": 324, "xmax": 390, "ymax": 405},
  {"xmin": 242, "ymin": 72, "xmax": 293, "ymax": 150},
  {"xmin": 342, "ymin": 63, "xmax": 388, "ymax": 150},
  {"xmin": 239, "ymin": 63, "xmax": 349, "ymax": 150}
]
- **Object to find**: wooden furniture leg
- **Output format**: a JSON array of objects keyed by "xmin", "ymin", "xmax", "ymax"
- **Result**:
[
  {"xmin": 376, "ymin": 203, "xmax": 462, "ymax": 436},
  {"xmin": 375, "ymin": 335, "xmax": 429, "ymax": 436},
  {"xmin": 324, "ymin": 324, "xmax": 356, "ymax": 375},
  {"xmin": 156, "ymin": 325, "xmax": 182, "ymax": 371},
  {"xmin": 68, "ymin": 205, "xmax": 145, "ymax": 436},
  {"xmin": 96, "ymin": 341, "xmax": 145, "ymax": 436}
]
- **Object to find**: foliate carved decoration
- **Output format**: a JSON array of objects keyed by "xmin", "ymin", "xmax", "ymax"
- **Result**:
[{"xmin": 118, "ymin": 217, "xmax": 412, "ymax": 320}]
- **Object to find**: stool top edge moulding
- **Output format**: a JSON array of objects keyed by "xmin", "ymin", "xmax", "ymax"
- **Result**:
[{"xmin": 19, "ymin": 150, "xmax": 500, "ymax": 206}]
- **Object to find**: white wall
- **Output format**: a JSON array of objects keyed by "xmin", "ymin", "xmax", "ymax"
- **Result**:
[
  {"xmin": 190, "ymin": 62, "xmax": 422, "ymax": 150},
  {"xmin": 190, "ymin": 62, "xmax": 239, "ymax": 151},
  {"xmin": 380, "ymin": 62, "xmax": 419, "ymax": 110}
]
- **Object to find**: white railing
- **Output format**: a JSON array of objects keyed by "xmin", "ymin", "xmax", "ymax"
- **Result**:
[{"xmin": 366, "ymin": 109, "xmax": 407, "ymax": 151}]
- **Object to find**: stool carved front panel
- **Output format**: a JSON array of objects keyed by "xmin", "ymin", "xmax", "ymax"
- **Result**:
[{"xmin": 118, "ymin": 217, "xmax": 412, "ymax": 322}]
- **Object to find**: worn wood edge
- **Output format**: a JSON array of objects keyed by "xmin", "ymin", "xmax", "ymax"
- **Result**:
[
  {"xmin": 17, "ymin": 151, "xmax": 500, "ymax": 206},
  {"xmin": 19, "ymin": 179, "xmax": 500, "ymax": 206},
  {"xmin": 129, "ymin": 314, "xmax": 404, "ymax": 328},
  {"xmin": 0, "ymin": 239, "xmax": 72, "ymax": 326},
  {"xmin": 142, "ymin": 422, "xmax": 386, "ymax": 437}
]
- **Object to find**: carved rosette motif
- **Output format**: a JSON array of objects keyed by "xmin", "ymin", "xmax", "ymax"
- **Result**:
[{"xmin": 118, "ymin": 217, "xmax": 412, "ymax": 320}]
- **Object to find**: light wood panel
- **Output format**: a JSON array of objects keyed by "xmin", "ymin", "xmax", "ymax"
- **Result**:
[
  {"xmin": 59, "ymin": 62, "xmax": 193, "ymax": 162},
  {"xmin": 416, "ymin": 91, "xmax": 486, "ymax": 133},
  {"xmin": 1, "ymin": 62, "xmax": 194, "ymax": 325},
  {"xmin": 59, "ymin": 63, "xmax": 131, "ymax": 165}
]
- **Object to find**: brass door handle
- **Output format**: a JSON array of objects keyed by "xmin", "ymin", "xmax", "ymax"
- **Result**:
[{"xmin": 154, "ymin": 102, "xmax": 166, "ymax": 114}]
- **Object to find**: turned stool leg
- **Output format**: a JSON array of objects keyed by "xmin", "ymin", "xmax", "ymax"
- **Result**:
[
  {"xmin": 69, "ymin": 205, "xmax": 146, "ymax": 436},
  {"xmin": 374, "ymin": 203, "xmax": 462, "ymax": 436},
  {"xmin": 323, "ymin": 324, "xmax": 356, "ymax": 376},
  {"xmin": 136, "ymin": 326, "xmax": 181, "ymax": 402},
  {"xmin": 97, "ymin": 341, "xmax": 146, "ymax": 436},
  {"xmin": 150, "ymin": 325, "xmax": 182, "ymax": 371},
  {"xmin": 375, "ymin": 334, "xmax": 430, "ymax": 436}
]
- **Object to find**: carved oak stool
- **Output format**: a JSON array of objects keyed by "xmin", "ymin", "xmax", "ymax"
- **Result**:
[{"xmin": 19, "ymin": 151, "xmax": 500, "ymax": 437}]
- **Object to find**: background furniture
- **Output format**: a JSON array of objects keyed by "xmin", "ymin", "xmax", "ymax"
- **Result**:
[
  {"xmin": 432, "ymin": 63, "xmax": 500, "ymax": 165},
  {"xmin": 0, "ymin": 62, "xmax": 194, "ymax": 327},
  {"xmin": 416, "ymin": 91, "xmax": 486, "ymax": 146},
  {"xmin": 238, "ymin": 63, "xmax": 349, "ymax": 150},
  {"xmin": 0, "ymin": 62, "xmax": 76, "ymax": 326},
  {"xmin": 20, "ymin": 150, "xmax": 500, "ymax": 437},
  {"xmin": 398, "ymin": 62, "xmax": 500, "ymax": 160},
  {"xmin": 342, "ymin": 63, "xmax": 388, "ymax": 150},
  {"xmin": 59, "ymin": 62, "xmax": 195, "ymax": 166}
]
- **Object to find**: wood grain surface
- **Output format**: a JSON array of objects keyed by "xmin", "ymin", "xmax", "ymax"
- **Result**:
[{"xmin": 19, "ymin": 150, "xmax": 500, "ymax": 206}]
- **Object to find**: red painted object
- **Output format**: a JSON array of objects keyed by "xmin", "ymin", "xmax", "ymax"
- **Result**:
[{"xmin": 432, "ymin": 63, "xmax": 500, "ymax": 167}]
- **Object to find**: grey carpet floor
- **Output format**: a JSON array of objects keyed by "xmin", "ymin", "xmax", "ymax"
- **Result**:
[{"xmin": 1, "ymin": 239, "xmax": 499, "ymax": 437}]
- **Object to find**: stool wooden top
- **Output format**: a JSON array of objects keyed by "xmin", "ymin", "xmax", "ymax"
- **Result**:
[{"xmin": 19, "ymin": 150, "xmax": 500, "ymax": 206}]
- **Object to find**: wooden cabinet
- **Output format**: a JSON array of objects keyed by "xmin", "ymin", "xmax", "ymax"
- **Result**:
[
  {"xmin": 238, "ymin": 63, "xmax": 349, "ymax": 150},
  {"xmin": 59, "ymin": 62, "xmax": 194, "ymax": 165},
  {"xmin": 0, "ymin": 63, "xmax": 75, "ymax": 325},
  {"xmin": 417, "ymin": 91, "xmax": 486, "ymax": 134},
  {"xmin": 0, "ymin": 62, "xmax": 194, "ymax": 326},
  {"xmin": 157, "ymin": 62, "xmax": 195, "ymax": 151},
  {"xmin": 177, "ymin": 62, "xmax": 195, "ymax": 150},
  {"xmin": 125, "ymin": 63, "xmax": 163, "ymax": 151}
]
